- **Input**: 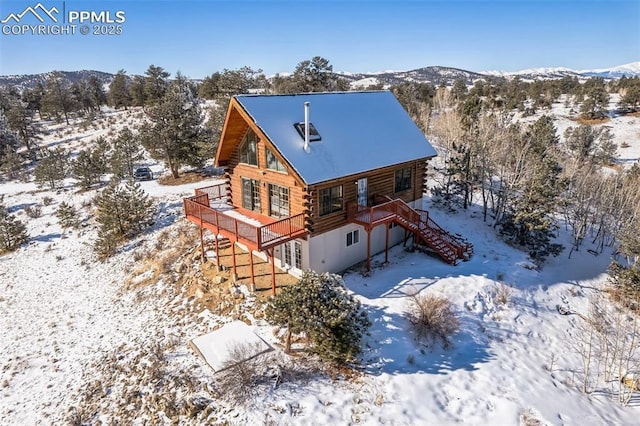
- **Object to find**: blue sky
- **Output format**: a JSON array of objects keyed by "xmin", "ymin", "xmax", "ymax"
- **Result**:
[{"xmin": 0, "ymin": 0, "xmax": 638, "ymax": 78}]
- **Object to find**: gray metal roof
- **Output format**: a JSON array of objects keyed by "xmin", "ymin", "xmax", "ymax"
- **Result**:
[{"xmin": 235, "ymin": 91, "xmax": 437, "ymax": 185}]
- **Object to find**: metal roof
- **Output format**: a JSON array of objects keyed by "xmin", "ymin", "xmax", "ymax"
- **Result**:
[{"xmin": 234, "ymin": 91, "xmax": 437, "ymax": 185}]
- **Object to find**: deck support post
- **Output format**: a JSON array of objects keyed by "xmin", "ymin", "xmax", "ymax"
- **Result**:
[
  {"xmin": 249, "ymin": 250, "xmax": 255, "ymax": 291},
  {"xmin": 268, "ymin": 249, "xmax": 276, "ymax": 296},
  {"xmin": 385, "ymin": 223, "xmax": 390, "ymax": 264},
  {"xmin": 366, "ymin": 229, "xmax": 372, "ymax": 272},
  {"xmin": 199, "ymin": 226, "xmax": 205, "ymax": 263},
  {"xmin": 214, "ymin": 234, "xmax": 220, "ymax": 271},
  {"xmin": 231, "ymin": 241, "xmax": 238, "ymax": 282}
]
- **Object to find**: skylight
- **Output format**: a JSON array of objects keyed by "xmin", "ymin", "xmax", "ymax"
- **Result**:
[{"xmin": 294, "ymin": 122, "xmax": 321, "ymax": 142}]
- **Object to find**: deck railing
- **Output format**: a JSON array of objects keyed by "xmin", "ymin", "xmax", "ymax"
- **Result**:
[
  {"xmin": 184, "ymin": 193, "xmax": 306, "ymax": 250},
  {"xmin": 195, "ymin": 183, "xmax": 226, "ymax": 202}
]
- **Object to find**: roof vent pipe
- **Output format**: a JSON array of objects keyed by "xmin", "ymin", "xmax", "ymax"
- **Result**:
[{"xmin": 304, "ymin": 101, "xmax": 310, "ymax": 153}]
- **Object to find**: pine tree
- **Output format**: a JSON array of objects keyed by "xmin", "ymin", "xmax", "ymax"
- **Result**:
[
  {"xmin": 0, "ymin": 202, "xmax": 28, "ymax": 253},
  {"xmin": 41, "ymin": 72, "xmax": 75, "ymax": 124},
  {"xmin": 138, "ymin": 77, "xmax": 207, "ymax": 178},
  {"xmin": 56, "ymin": 201, "xmax": 79, "ymax": 230},
  {"xmin": 108, "ymin": 70, "xmax": 131, "ymax": 110},
  {"xmin": 499, "ymin": 116, "xmax": 564, "ymax": 263},
  {"xmin": 265, "ymin": 271, "xmax": 370, "ymax": 365},
  {"xmin": 109, "ymin": 127, "xmax": 143, "ymax": 179},
  {"xmin": 5, "ymin": 102, "xmax": 41, "ymax": 160},
  {"xmin": 93, "ymin": 180, "xmax": 154, "ymax": 258},
  {"xmin": 34, "ymin": 147, "xmax": 68, "ymax": 189},
  {"xmin": 579, "ymin": 78, "xmax": 610, "ymax": 120},
  {"xmin": 72, "ymin": 138, "xmax": 109, "ymax": 189},
  {"xmin": 143, "ymin": 65, "xmax": 170, "ymax": 105}
]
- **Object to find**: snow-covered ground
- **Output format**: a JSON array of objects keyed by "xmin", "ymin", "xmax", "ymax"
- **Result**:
[{"xmin": 1, "ymin": 102, "xmax": 639, "ymax": 425}]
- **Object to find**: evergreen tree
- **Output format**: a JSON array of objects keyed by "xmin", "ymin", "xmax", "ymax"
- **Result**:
[
  {"xmin": 0, "ymin": 201, "xmax": 28, "ymax": 253},
  {"xmin": 618, "ymin": 81, "xmax": 640, "ymax": 113},
  {"xmin": 56, "ymin": 201, "xmax": 79, "ymax": 230},
  {"xmin": 41, "ymin": 72, "xmax": 75, "ymax": 124},
  {"xmin": 265, "ymin": 271, "xmax": 370, "ymax": 365},
  {"xmin": 34, "ymin": 147, "xmax": 68, "ymax": 189},
  {"xmin": 108, "ymin": 70, "xmax": 131, "ymax": 109},
  {"xmin": 94, "ymin": 180, "xmax": 154, "ymax": 258},
  {"xmin": 5, "ymin": 101, "xmax": 41, "ymax": 160},
  {"xmin": 451, "ymin": 78, "xmax": 468, "ymax": 101},
  {"xmin": 88, "ymin": 75, "xmax": 107, "ymax": 109},
  {"xmin": 579, "ymin": 77, "xmax": 610, "ymax": 120},
  {"xmin": 275, "ymin": 56, "xmax": 347, "ymax": 93},
  {"xmin": 138, "ymin": 77, "xmax": 207, "ymax": 178},
  {"xmin": 499, "ymin": 116, "xmax": 564, "ymax": 262},
  {"xmin": 143, "ymin": 65, "xmax": 170, "ymax": 105},
  {"xmin": 128, "ymin": 75, "xmax": 146, "ymax": 107},
  {"xmin": 109, "ymin": 127, "xmax": 143, "ymax": 179},
  {"xmin": 564, "ymin": 125, "xmax": 616, "ymax": 166},
  {"xmin": 72, "ymin": 137, "xmax": 109, "ymax": 189}
]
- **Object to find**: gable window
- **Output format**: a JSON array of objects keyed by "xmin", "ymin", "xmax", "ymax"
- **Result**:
[
  {"xmin": 394, "ymin": 167, "xmax": 412, "ymax": 193},
  {"xmin": 269, "ymin": 184, "xmax": 289, "ymax": 218},
  {"xmin": 239, "ymin": 128, "xmax": 258, "ymax": 166},
  {"xmin": 266, "ymin": 147, "xmax": 286, "ymax": 173},
  {"xmin": 346, "ymin": 230, "xmax": 360, "ymax": 247},
  {"xmin": 294, "ymin": 122, "xmax": 321, "ymax": 142},
  {"xmin": 319, "ymin": 185, "xmax": 343, "ymax": 216},
  {"xmin": 241, "ymin": 178, "xmax": 260, "ymax": 212}
]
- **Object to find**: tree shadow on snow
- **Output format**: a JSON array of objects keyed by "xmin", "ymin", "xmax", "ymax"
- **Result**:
[
  {"xmin": 32, "ymin": 232, "xmax": 62, "ymax": 243},
  {"xmin": 360, "ymin": 305, "xmax": 493, "ymax": 376}
]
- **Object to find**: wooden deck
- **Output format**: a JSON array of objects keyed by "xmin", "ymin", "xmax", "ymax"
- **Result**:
[{"xmin": 184, "ymin": 184, "xmax": 308, "ymax": 252}]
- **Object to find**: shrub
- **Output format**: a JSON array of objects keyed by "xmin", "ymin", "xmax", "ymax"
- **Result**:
[
  {"xmin": 93, "ymin": 180, "xmax": 155, "ymax": 258},
  {"xmin": 0, "ymin": 203, "xmax": 28, "ymax": 253},
  {"xmin": 406, "ymin": 293, "xmax": 460, "ymax": 349},
  {"xmin": 56, "ymin": 202, "xmax": 79, "ymax": 230},
  {"xmin": 265, "ymin": 271, "xmax": 371, "ymax": 365},
  {"xmin": 24, "ymin": 205, "xmax": 42, "ymax": 219}
]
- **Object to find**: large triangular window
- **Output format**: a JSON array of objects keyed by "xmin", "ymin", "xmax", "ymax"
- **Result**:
[{"xmin": 239, "ymin": 128, "xmax": 258, "ymax": 165}]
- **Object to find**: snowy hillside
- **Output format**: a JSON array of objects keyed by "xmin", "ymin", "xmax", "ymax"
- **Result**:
[{"xmin": 0, "ymin": 99, "xmax": 639, "ymax": 424}]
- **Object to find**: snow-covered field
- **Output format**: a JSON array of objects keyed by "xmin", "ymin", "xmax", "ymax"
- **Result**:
[{"xmin": 1, "ymin": 102, "xmax": 639, "ymax": 425}]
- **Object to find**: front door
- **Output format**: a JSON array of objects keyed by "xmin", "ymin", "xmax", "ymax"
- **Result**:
[{"xmin": 357, "ymin": 177, "xmax": 368, "ymax": 206}]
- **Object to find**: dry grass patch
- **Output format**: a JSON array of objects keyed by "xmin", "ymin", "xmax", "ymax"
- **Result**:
[
  {"xmin": 573, "ymin": 116, "xmax": 610, "ymax": 125},
  {"xmin": 158, "ymin": 171, "xmax": 213, "ymax": 186},
  {"xmin": 406, "ymin": 292, "xmax": 460, "ymax": 349}
]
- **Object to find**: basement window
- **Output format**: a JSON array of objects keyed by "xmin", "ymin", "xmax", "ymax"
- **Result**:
[
  {"xmin": 346, "ymin": 230, "xmax": 360, "ymax": 247},
  {"xmin": 294, "ymin": 122, "xmax": 321, "ymax": 142}
]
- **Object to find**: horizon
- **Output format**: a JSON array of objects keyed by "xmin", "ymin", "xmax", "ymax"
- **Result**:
[{"xmin": 0, "ymin": 0, "xmax": 639, "ymax": 79}]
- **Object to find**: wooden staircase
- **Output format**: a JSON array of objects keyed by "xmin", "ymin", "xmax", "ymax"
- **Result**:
[{"xmin": 347, "ymin": 197, "xmax": 473, "ymax": 265}]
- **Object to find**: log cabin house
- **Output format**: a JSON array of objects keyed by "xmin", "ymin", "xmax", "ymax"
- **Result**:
[{"xmin": 183, "ymin": 91, "xmax": 472, "ymax": 294}]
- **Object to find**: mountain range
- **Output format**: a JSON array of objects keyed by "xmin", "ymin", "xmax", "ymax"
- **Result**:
[{"xmin": 1, "ymin": 62, "xmax": 638, "ymax": 90}]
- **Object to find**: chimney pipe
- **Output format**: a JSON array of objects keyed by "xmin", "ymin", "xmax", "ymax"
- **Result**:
[{"xmin": 304, "ymin": 101, "xmax": 310, "ymax": 152}]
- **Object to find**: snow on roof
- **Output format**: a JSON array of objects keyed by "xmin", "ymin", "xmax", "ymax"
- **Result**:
[
  {"xmin": 191, "ymin": 321, "xmax": 272, "ymax": 372},
  {"xmin": 235, "ymin": 91, "xmax": 437, "ymax": 185}
]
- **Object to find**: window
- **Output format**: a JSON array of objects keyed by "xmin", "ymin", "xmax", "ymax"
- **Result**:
[
  {"xmin": 239, "ymin": 128, "xmax": 257, "ymax": 165},
  {"xmin": 319, "ymin": 185, "xmax": 343, "ymax": 216},
  {"xmin": 394, "ymin": 167, "xmax": 412, "ymax": 192},
  {"xmin": 266, "ymin": 147, "xmax": 286, "ymax": 172},
  {"xmin": 241, "ymin": 178, "xmax": 260, "ymax": 212},
  {"xmin": 269, "ymin": 184, "xmax": 289, "ymax": 218},
  {"xmin": 294, "ymin": 241, "xmax": 302, "ymax": 269},
  {"xmin": 346, "ymin": 229, "xmax": 360, "ymax": 247},
  {"xmin": 294, "ymin": 122, "xmax": 321, "ymax": 142}
]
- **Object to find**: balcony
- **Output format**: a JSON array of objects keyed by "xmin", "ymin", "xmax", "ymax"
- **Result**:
[{"xmin": 183, "ymin": 183, "xmax": 307, "ymax": 252}]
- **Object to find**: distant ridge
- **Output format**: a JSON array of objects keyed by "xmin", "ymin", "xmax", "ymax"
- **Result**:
[{"xmin": 1, "ymin": 62, "xmax": 638, "ymax": 90}]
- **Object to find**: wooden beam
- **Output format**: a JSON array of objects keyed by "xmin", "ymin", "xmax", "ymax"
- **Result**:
[
  {"xmin": 214, "ymin": 234, "xmax": 220, "ymax": 271},
  {"xmin": 385, "ymin": 223, "xmax": 389, "ymax": 264},
  {"xmin": 268, "ymin": 249, "xmax": 276, "ymax": 296},
  {"xmin": 199, "ymin": 226, "xmax": 205, "ymax": 264},
  {"xmin": 230, "ymin": 241, "xmax": 238, "ymax": 282},
  {"xmin": 366, "ymin": 229, "xmax": 371, "ymax": 272},
  {"xmin": 249, "ymin": 250, "xmax": 255, "ymax": 291}
]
